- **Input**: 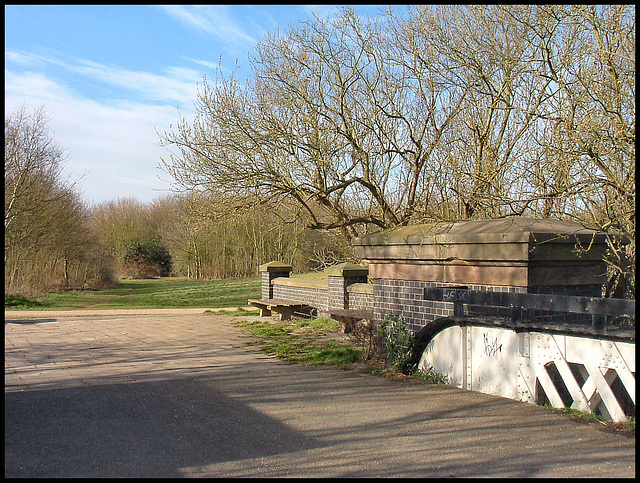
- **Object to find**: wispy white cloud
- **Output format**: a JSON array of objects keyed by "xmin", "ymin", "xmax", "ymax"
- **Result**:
[
  {"xmin": 72, "ymin": 59, "xmax": 202, "ymax": 106},
  {"xmin": 185, "ymin": 57, "xmax": 223, "ymax": 72},
  {"xmin": 4, "ymin": 50, "xmax": 44, "ymax": 67},
  {"xmin": 158, "ymin": 5, "xmax": 257, "ymax": 47},
  {"xmin": 4, "ymin": 69, "xmax": 186, "ymax": 204},
  {"xmin": 5, "ymin": 49, "xmax": 203, "ymax": 107},
  {"xmin": 158, "ymin": 5, "xmax": 215, "ymax": 36}
]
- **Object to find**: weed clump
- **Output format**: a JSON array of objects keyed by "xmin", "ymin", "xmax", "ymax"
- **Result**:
[{"xmin": 344, "ymin": 314, "xmax": 448, "ymax": 383}]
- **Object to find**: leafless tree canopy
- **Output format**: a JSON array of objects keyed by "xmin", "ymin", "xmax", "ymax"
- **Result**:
[
  {"xmin": 160, "ymin": 5, "xmax": 634, "ymax": 297},
  {"xmin": 5, "ymin": 106, "xmax": 114, "ymax": 294}
]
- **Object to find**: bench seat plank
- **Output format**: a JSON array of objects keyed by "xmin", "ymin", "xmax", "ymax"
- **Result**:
[
  {"xmin": 248, "ymin": 298, "xmax": 310, "ymax": 320},
  {"xmin": 329, "ymin": 308, "xmax": 373, "ymax": 320}
]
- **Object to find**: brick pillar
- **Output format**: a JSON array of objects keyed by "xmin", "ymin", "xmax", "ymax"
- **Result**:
[
  {"xmin": 259, "ymin": 261, "xmax": 292, "ymax": 299},
  {"xmin": 325, "ymin": 262, "xmax": 369, "ymax": 312}
]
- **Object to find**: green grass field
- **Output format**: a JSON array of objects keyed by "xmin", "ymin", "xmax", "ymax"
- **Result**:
[{"xmin": 5, "ymin": 277, "xmax": 262, "ymax": 310}]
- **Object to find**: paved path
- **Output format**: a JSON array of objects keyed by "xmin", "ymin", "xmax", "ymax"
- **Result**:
[
  {"xmin": 4, "ymin": 307, "xmax": 255, "ymax": 319},
  {"xmin": 5, "ymin": 310, "xmax": 635, "ymax": 478}
]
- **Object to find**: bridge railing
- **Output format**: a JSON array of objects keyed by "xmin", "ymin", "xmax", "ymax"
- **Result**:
[
  {"xmin": 423, "ymin": 287, "xmax": 635, "ymax": 334},
  {"xmin": 420, "ymin": 287, "xmax": 635, "ymax": 421}
]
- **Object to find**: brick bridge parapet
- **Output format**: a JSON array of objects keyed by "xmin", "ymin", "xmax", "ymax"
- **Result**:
[{"xmin": 260, "ymin": 217, "xmax": 620, "ymax": 333}]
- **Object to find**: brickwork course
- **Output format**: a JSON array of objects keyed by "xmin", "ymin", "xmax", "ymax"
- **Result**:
[{"xmin": 5, "ymin": 310, "xmax": 635, "ymax": 478}]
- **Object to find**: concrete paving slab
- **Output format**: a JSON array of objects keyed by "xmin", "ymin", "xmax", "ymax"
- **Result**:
[{"xmin": 4, "ymin": 311, "xmax": 635, "ymax": 478}]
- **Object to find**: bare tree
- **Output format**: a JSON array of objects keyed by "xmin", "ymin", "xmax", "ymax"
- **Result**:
[
  {"xmin": 511, "ymin": 5, "xmax": 635, "ymax": 297},
  {"xmin": 159, "ymin": 7, "xmax": 467, "ymax": 240},
  {"xmin": 5, "ymin": 106, "xmax": 65, "ymax": 239},
  {"xmin": 5, "ymin": 106, "xmax": 114, "ymax": 294},
  {"xmin": 158, "ymin": 5, "xmax": 634, "ymax": 296}
]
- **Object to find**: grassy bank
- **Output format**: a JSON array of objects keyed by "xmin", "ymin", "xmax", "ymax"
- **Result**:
[
  {"xmin": 234, "ymin": 317, "xmax": 363, "ymax": 368},
  {"xmin": 4, "ymin": 277, "xmax": 261, "ymax": 310}
]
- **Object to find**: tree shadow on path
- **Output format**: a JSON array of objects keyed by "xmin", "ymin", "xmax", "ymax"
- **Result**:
[{"xmin": 4, "ymin": 377, "xmax": 321, "ymax": 478}]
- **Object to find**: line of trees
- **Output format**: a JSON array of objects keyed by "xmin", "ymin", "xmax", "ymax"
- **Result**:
[
  {"xmin": 159, "ymin": 5, "xmax": 634, "ymax": 298},
  {"xmin": 5, "ymin": 106, "xmax": 115, "ymax": 296},
  {"xmin": 89, "ymin": 193, "xmax": 351, "ymax": 281},
  {"xmin": 4, "ymin": 106, "xmax": 352, "ymax": 296}
]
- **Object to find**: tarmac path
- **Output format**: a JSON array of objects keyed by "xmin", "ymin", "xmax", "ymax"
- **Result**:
[{"xmin": 4, "ymin": 310, "xmax": 635, "ymax": 478}]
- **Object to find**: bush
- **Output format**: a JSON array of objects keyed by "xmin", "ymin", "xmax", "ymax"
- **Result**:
[
  {"xmin": 122, "ymin": 237, "xmax": 172, "ymax": 278},
  {"xmin": 379, "ymin": 314, "xmax": 417, "ymax": 373}
]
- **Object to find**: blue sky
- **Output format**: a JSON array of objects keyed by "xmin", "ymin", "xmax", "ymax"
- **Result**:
[{"xmin": 5, "ymin": 5, "xmax": 386, "ymax": 205}]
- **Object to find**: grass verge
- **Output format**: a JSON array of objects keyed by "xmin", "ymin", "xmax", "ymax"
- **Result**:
[
  {"xmin": 233, "ymin": 315, "xmax": 450, "ymax": 383},
  {"xmin": 5, "ymin": 294, "xmax": 46, "ymax": 309},
  {"xmin": 204, "ymin": 307, "xmax": 261, "ymax": 317},
  {"xmin": 547, "ymin": 406, "xmax": 635, "ymax": 437},
  {"xmin": 234, "ymin": 317, "xmax": 362, "ymax": 368},
  {"xmin": 5, "ymin": 277, "xmax": 261, "ymax": 310}
]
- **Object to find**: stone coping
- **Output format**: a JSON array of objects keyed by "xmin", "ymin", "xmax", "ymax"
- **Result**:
[
  {"xmin": 353, "ymin": 217, "xmax": 610, "ymax": 247},
  {"xmin": 347, "ymin": 283, "xmax": 374, "ymax": 294},
  {"xmin": 324, "ymin": 262, "xmax": 369, "ymax": 277},
  {"xmin": 260, "ymin": 261, "xmax": 369, "ymax": 278},
  {"xmin": 272, "ymin": 277, "xmax": 328, "ymax": 290},
  {"xmin": 259, "ymin": 261, "xmax": 293, "ymax": 272}
]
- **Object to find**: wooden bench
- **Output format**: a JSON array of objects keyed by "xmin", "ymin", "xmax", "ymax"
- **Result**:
[
  {"xmin": 329, "ymin": 308, "xmax": 373, "ymax": 320},
  {"xmin": 248, "ymin": 298, "xmax": 312, "ymax": 321},
  {"xmin": 328, "ymin": 308, "xmax": 374, "ymax": 333}
]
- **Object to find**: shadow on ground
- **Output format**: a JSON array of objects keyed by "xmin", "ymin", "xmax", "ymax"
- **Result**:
[
  {"xmin": 5, "ymin": 314, "xmax": 635, "ymax": 478},
  {"xmin": 5, "ymin": 377, "xmax": 321, "ymax": 478},
  {"xmin": 5, "ymin": 318, "xmax": 57, "ymax": 324}
]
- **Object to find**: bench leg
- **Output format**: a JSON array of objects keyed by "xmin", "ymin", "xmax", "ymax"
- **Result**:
[
  {"xmin": 249, "ymin": 303, "xmax": 271, "ymax": 316},
  {"xmin": 273, "ymin": 306, "xmax": 294, "ymax": 321}
]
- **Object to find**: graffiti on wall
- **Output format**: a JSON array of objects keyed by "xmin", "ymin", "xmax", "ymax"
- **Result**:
[{"xmin": 483, "ymin": 332, "xmax": 502, "ymax": 357}]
